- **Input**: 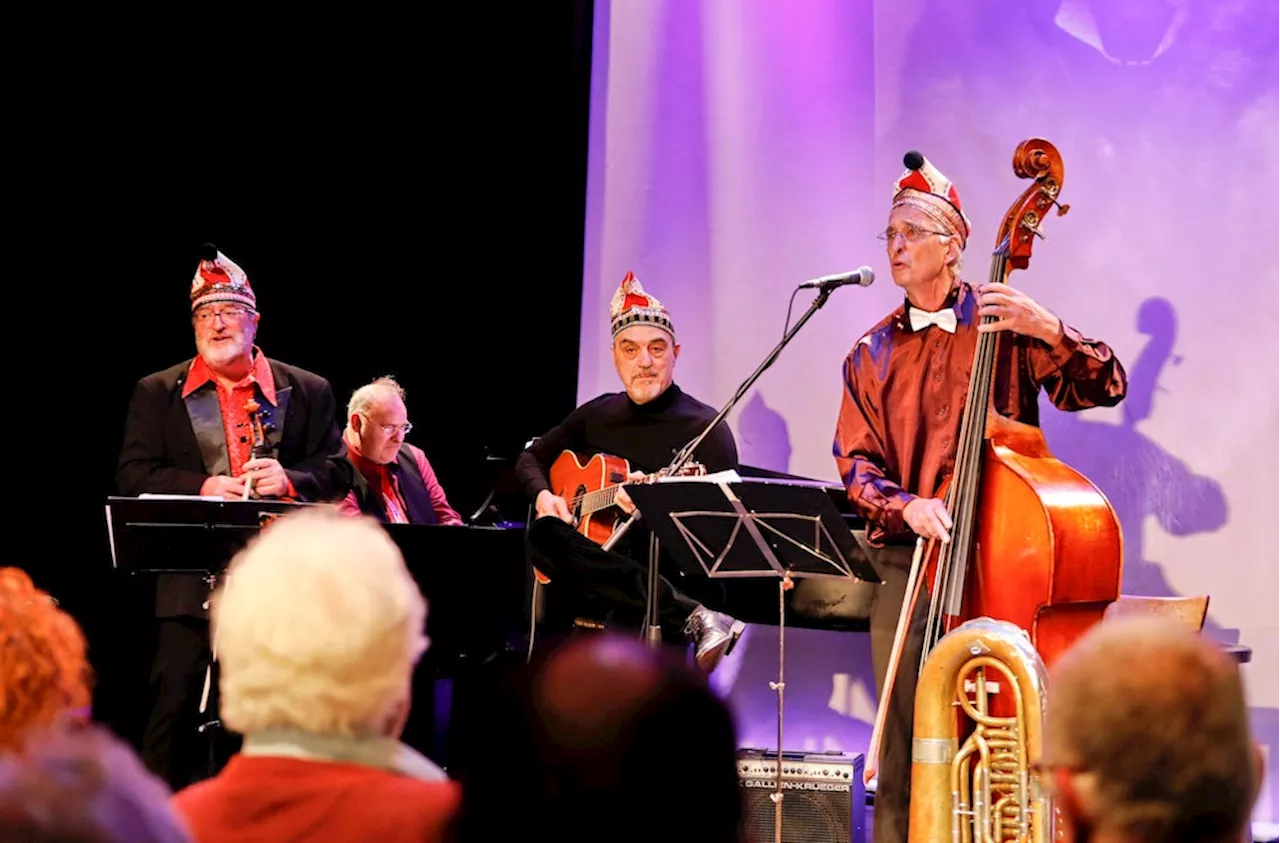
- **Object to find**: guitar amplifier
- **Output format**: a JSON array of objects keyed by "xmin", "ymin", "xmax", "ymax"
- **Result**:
[{"xmin": 736, "ymin": 749, "xmax": 866, "ymax": 843}]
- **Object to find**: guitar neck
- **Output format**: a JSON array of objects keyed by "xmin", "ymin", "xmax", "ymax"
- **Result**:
[
  {"xmin": 575, "ymin": 464, "xmax": 706, "ymax": 517},
  {"xmin": 579, "ymin": 484, "xmax": 622, "ymax": 517}
]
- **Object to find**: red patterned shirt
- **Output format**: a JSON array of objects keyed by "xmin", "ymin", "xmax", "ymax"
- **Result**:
[{"xmin": 181, "ymin": 348, "xmax": 295, "ymax": 498}]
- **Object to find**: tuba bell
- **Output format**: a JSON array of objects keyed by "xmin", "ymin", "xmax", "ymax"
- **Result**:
[{"xmin": 908, "ymin": 617, "xmax": 1053, "ymax": 843}]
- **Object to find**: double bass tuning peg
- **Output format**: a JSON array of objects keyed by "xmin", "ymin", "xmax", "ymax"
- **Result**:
[
  {"xmin": 1020, "ymin": 213, "xmax": 1047, "ymax": 240},
  {"xmin": 1040, "ymin": 184, "xmax": 1070, "ymax": 217}
]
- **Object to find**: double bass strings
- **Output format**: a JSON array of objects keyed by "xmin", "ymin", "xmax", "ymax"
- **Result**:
[{"xmin": 922, "ymin": 248, "xmax": 1009, "ymax": 656}]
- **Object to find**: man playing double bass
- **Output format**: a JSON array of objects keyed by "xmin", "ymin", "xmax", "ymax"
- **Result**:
[{"xmin": 833, "ymin": 152, "xmax": 1128, "ymax": 842}]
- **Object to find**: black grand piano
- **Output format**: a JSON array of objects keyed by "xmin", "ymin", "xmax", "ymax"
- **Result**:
[{"xmin": 104, "ymin": 463, "xmax": 868, "ymax": 772}]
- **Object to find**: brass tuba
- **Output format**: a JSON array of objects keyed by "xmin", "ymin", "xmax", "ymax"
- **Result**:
[{"xmin": 908, "ymin": 617, "xmax": 1053, "ymax": 843}]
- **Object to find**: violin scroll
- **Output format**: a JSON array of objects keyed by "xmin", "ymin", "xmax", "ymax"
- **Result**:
[{"xmin": 997, "ymin": 138, "xmax": 1070, "ymax": 273}]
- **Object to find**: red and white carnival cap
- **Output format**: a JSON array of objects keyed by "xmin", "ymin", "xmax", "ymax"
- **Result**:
[
  {"xmin": 892, "ymin": 151, "xmax": 971, "ymax": 248},
  {"xmin": 190, "ymin": 243, "xmax": 256, "ymax": 313},
  {"xmin": 609, "ymin": 271, "xmax": 675, "ymax": 340}
]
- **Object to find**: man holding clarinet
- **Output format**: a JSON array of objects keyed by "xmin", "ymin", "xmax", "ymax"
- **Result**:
[{"xmin": 116, "ymin": 243, "xmax": 348, "ymax": 792}]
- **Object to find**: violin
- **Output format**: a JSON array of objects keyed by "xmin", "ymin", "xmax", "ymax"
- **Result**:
[{"xmin": 241, "ymin": 399, "xmax": 274, "ymax": 500}]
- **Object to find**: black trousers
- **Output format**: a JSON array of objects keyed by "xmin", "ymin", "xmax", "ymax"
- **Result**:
[
  {"xmin": 140, "ymin": 616, "xmax": 225, "ymax": 791},
  {"xmin": 865, "ymin": 541, "xmax": 929, "ymax": 843},
  {"xmin": 527, "ymin": 517, "xmax": 702, "ymax": 638}
]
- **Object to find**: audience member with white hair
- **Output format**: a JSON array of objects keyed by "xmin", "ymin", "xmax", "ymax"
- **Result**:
[
  {"xmin": 1040, "ymin": 616, "xmax": 1263, "ymax": 843},
  {"xmin": 171, "ymin": 507, "xmax": 458, "ymax": 843}
]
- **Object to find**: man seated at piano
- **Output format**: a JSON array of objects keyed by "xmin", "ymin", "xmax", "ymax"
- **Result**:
[
  {"xmin": 515, "ymin": 272, "xmax": 745, "ymax": 673},
  {"xmin": 116, "ymin": 244, "xmax": 349, "ymax": 792},
  {"xmin": 333, "ymin": 376, "xmax": 463, "ymax": 525}
]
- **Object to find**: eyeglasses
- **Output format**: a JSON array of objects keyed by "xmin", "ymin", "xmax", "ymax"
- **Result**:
[
  {"xmin": 360, "ymin": 412, "xmax": 412, "ymax": 437},
  {"xmin": 194, "ymin": 306, "xmax": 252, "ymax": 324},
  {"xmin": 877, "ymin": 223, "xmax": 952, "ymax": 244}
]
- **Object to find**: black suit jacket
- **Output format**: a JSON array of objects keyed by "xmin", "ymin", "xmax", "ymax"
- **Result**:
[{"xmin": 117, "ymin": 356, "xmax": 350, "ymax": 617}]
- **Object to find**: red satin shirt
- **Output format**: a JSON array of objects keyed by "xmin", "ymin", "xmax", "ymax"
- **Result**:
[{"xmin": 833, "ymin": 281, "xmax": 1127, "ymax": 545}]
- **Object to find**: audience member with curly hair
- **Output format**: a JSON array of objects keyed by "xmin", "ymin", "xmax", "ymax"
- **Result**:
[{"xmin": 0, "ymin": 567, "xmax": 93, "ymax": 753}]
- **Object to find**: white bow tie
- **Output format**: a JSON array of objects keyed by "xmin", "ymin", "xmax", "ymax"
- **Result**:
[{"xmin": 909, "ymin": 306, "xmax": 958, "ymax": 334}]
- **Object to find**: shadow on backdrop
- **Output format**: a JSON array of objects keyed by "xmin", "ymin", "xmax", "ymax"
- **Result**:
[
  {"xmin": 1039, "ymin": 297, "xmax": 1233, "ymax": 640},
  {"xmin": 718, "ymin": 390, "xmax": 877, "ymax": 755},
  {"xmin": 736, "ymin": 391, "xmax": 792, "ymax": 474}
]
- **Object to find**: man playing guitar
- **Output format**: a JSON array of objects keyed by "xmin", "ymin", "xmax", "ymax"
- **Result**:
[{"xmin": 515, "ymin": 272, "xmax": 745, "ymax": 672}]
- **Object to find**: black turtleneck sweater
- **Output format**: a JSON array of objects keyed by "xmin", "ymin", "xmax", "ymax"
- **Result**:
[{"xmin": 515, "ymin": 383, "xmax": 739, "ymax": 502}]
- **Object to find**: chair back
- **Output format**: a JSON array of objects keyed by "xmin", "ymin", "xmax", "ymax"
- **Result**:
[{"xmin": 1103, "ymin": 594, "xmax": 1210, "ymax": 632}]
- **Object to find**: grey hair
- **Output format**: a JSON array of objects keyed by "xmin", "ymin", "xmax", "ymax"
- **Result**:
[
  {"xmin": 348, "ymin": 375, "xmax": 406, "ymax": 418},
  {"xmin": 941, "ymin": 233, "xmax": 964, "ymax": 274}
]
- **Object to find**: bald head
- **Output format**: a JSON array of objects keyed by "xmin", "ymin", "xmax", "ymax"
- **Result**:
[
  {"xmin": 1045, "ymin": 617, "xmax": 1258, "ymax": 842},
  {"xmin": 534, "ymin": 635, "xmax": 666, "ymax": 751},
  {"xmin": 451, "ymin": 635, "xmax": 743, "ymax": 843},
  {"xmin": 347, "ymin": 375, "xmax": 406, "ymax": 420},
  {"xmin": 529, "ymin": 637, "xmax": 740, "ymax": 804},
  {"xmin": 347, "ymin": 376, "xmax": 411, "ymax": 464}
]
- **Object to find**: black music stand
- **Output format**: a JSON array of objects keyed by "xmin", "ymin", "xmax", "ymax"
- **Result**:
[
  {"xmin": 105, "ymin": 495, "xmax": 315, "ymax": 775},
  {"xmin": 624, "ymin": 478, "xmax": 878, "ymax": 843}
]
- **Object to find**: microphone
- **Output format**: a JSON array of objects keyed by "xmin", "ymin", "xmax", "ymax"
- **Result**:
[{"xmin": 799, "ymin": 266, "xmax": 875, "ymax": 290}]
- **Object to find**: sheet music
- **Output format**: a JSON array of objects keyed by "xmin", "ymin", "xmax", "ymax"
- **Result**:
[
  {"xmin": 104, "ymin": 504, "xmax": 117, "ymax": 569},
  {"xmin": 657, "ymin": 469, "xmax": 742, "ymax": 484},
  {"xmin": 139, "ymin": 493, "xmax": 224, "ymax": 501}
]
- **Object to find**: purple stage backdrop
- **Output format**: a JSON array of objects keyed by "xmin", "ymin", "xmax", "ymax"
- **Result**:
[{"xmin": 579, "ymin": 0, "xmax": 1278, "ymax": 823}]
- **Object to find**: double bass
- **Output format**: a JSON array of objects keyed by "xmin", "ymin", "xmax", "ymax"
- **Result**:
[{"xmin": 865, "ymin": 139, "xmax": 1124, "ymax": 800}]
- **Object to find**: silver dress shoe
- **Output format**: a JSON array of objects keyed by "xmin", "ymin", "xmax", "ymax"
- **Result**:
[{"xmin": 684, "ymin": 605, "xmax": 746, "ymax": 673}]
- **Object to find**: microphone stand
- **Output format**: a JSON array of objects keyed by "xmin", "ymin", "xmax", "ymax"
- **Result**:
[{"xmin": 602, "ymin": 282, "xmax": 846, "ymax": 641}]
